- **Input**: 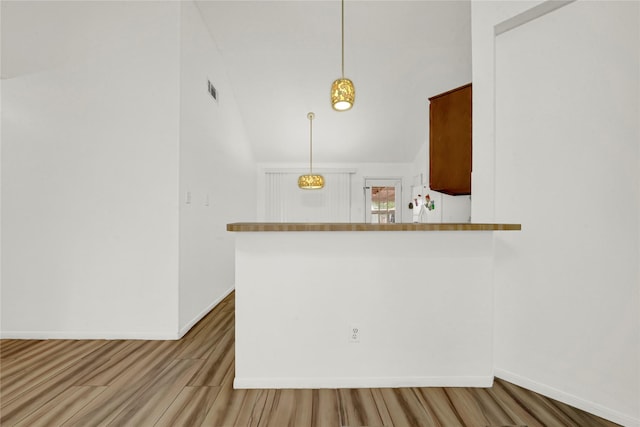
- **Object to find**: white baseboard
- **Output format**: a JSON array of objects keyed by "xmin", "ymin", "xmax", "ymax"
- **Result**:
[
  {"xmin": 495, "ymin": 368, "xmax": 639, "ymax": 427},
  {"xmin": 0, "ymin": 330, "xmax": 180, "ymax": 340},
  {"xmin": 178, "ymin": 285, "xmax": 234, "ymax": 339},
  {"xmin": 234, "ymin": 375, "xmax": 493, "ymax": 389},
  {"xmin": 0, "ymin": 285, "xmax": 235, "ymax": 341}
]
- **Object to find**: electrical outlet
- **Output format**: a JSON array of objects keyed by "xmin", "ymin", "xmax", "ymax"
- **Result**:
[{"xmin": 349, "ymin": 325, "xmax": 360, "ymax": 343}]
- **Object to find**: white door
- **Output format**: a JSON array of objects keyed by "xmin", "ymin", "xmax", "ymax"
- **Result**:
[{"xmin": 364, "ymin": 179, "xmax": 402, "ymax": 223}]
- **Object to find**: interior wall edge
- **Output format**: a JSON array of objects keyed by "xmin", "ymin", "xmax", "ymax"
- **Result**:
[
  {"xmin": 177, "ymin": 284, "xmax": 234, "ymax": 339},
  {"xmin": 494, "ymin": 0, "xmax": 575, "ymax": 36},
  {"xmin": 495, "ymin": 368, "xmax": 640, "ymax": 427}
]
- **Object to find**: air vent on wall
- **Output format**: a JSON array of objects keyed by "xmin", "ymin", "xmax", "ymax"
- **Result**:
[{"xmin": 207, "ymin": 80, "xmax": 218, "ymax": 102}]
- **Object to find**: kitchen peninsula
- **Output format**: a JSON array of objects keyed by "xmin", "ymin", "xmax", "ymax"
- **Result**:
[{"xmin": 227, "ymin": 222, "xmax": 520, "ymax": 389}]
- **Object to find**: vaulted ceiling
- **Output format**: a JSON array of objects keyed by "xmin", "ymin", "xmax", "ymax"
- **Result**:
[
  {"xmin": 195, "ymin": 0, "xmax": 471, "ymax": 163},
  {"xmin": 1, "ymin": 1, "xmax": 471, "ymax": 165}
]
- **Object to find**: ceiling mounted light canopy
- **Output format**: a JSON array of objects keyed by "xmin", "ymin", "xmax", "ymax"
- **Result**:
[
  {"xmin": 298, "ymin": 112, "xmax": 324, "ymax": 190},
  {"xmin": 331, "ymin": 0, "xmax": 355, "ymax": 111}
]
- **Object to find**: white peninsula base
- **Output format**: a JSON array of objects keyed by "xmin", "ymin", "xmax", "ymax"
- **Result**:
[{"xmin": 228, "ymin": 223, "xmax": 519, "ymax": 389}]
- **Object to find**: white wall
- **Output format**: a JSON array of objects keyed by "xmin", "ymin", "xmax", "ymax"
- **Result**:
[
  {"xmin": 235, "ymin": 230, "xmax": 495, "ymax": 389},
  {"xmin": 473, "ymin": 1, "xmax": 640, "ymax": 425},
  {"xmin": 0, "ymin": 0, "xmax": 3, "ymax": 334},
  {"xmin": 1, "ymin": 0, "xmax": 257, "ymax": 339},
  {"xmin": 257, "ymin": 162, "xmax": 417, "ymax": 223},
  {"xmin": 471, "ymin": 0, "xmax": 543, "ymax": 221},
  {"xmin": 178, "ymin": 2, "xmax": 256, "ymax": 334},
  {"xmin": 410, "ymin": 140, "xmax": 428, "ymax": 187},
  {"xmin": 1, "ymin": 1, "xmax": 181, "ymax": 338},
  {"xmin": 257, "ymin": 153, "xmax": 475, "ymax": 225}
]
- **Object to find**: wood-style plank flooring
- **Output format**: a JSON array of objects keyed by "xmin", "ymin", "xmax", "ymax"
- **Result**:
[{"xmin": 0, "ymin": 292, "xmax": 620, "ymax": 426}]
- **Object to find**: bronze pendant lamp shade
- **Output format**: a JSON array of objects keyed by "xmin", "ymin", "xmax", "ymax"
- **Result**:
[
  {"xmin": 331, "ymin": 0, "xmax": 355, "ymax": 111},
  {"xmin": 298, "ymin": 112, "xmax": 325, "ymax": 189}
]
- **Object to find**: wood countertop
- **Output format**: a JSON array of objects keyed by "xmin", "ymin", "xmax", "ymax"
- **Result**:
[{"xmin": 226, "ymin": 223, "xmax": 521, "ymax": 232}]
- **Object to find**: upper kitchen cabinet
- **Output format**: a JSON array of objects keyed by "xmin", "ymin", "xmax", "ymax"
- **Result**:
[{"xmin": 429, "ymin": 83, "xmax": 472, "ymax": 195}]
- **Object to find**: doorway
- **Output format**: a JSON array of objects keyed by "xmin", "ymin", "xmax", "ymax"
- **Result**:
[{"xmin": 364, "ymin": 179, "xmax": 402, "ymax": 223}]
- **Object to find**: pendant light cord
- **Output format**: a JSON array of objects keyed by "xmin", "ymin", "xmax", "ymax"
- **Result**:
[
  {"xmin": 341, "ymin": 0, "xmax": 345, "ymax": 78},
  {"xmin": 309, "ymin": 113, "xmax": 313, "ymax": 174}
]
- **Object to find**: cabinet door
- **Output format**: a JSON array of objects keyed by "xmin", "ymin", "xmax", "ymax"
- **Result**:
[{"xmin": 429, "ymin": 83, "xmax": 472, "ymax": 195}]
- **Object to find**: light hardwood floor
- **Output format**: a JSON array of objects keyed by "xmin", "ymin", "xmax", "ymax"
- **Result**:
[{"xmin": 0, "ymin": 292, "xmax": 620, "ymax": 426}]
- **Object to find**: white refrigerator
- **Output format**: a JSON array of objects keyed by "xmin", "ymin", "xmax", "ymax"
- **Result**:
[{"xmin": 411, "ymin": 185, "xmax": 471, "ymax": 223}]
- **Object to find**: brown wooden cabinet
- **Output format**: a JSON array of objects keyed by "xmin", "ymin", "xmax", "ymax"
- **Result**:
[{"xmin": 429, "ymin": 83, "xmax": 472, "ymax": 195}]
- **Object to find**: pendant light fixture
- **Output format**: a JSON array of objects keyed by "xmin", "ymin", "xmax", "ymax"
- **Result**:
[
  {"xmin": 331, "ymin": 0, "xmax": 355, "ymax": 111},
  {"xmin": 298, "ymin": 112, "xmax": 324, "ymax": 189}
]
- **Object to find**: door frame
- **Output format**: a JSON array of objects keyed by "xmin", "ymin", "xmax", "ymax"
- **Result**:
[{"xmin": 363, "ymin": 178, "xmax": 403, "ymax": 224}]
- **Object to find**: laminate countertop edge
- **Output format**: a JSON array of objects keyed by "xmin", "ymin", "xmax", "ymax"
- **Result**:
[{"xmin": 226, "ymin": 223, "xmax": 521, "ymax": 232}]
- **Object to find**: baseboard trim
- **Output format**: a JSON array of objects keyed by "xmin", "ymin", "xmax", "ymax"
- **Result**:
[
  {"xmin": 234, "ymin": 375, "xmax": 493, "ymax": 389},
  {"xmin": 494, "ymin": 368, "xmax": 639, "ymax": 427},
  {"xmin": 0, "ymin": 331, "xmax": 180, "ymax": 340},
  {"xmin": 0, "ymin": 286, "xmax": 236, "ymax": 341},
  {"xmin": 178, "ymin": 285, "xmax": 235, "ymax": 339}
]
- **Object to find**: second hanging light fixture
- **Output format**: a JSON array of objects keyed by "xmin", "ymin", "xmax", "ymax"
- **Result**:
[
  {"xmin": 331, "ymin": 0, "xmax": 355, "ymax": 111},
  {"xmin": 298, "ymin": 112, "xmax": 324, "ymax": 189}
]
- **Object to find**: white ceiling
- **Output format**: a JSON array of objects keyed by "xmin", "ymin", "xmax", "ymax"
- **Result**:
[
  {"xmin": 1, "ymin": 1, "xmax": 471, "ymax": 164},
  {"xmin": 195, "ymin": 0, "xmax": 472, "ymax": 163}
]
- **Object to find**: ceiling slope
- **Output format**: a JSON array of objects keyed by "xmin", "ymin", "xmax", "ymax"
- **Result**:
[{"xmin": 195, "ymin": 0, "xmax": 471, "ymax": 163}]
